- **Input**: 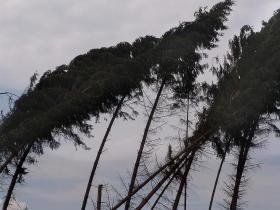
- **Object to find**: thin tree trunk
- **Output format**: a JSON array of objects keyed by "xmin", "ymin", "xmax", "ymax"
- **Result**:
[
  {"xmin": 81, "ymin": 96, "xmax": 125, "ymax": 210},
  {"xmin": 172, "ymin": 151, "xmax": 195, "ymax": 210},
  {"xmin": 229, "ymin": 143, "xmax": 250, "ymax": 210},
  {"xmin": 0, "ymin": 151, "xmax": 19, "ymax": 174},
  {"xmin": 125, "ymin": 79, "xmax": 166, "ymax": 210},
  {"xmin": 151, "ymin": 170, "xmax": 178, "ymax": 210},
  {"xmin": 2, "ymin": 143, "xmax": 32, "ymax": 210},
  {"xmin": 184, "ymin": 95, "xmax": 190, "ymax": 210},
  {"xmin": 97, "ymin": 185, "xmax": 103, "ymax": 210},
  {"xmin": 184, "ymin": 180, "xmax": 187, "ymax": 210},
  {"xmin": 209, "ymin": 152, "xmax": 226, "ymax": 210},
  {"xmin": 209, "ymin": 141, "xmax": 231, "ymax": 210},
  {"xmin": 110, "ymin": 151, "xmax": 187, "ymax": 210},
  {"xmin": 172, "ymin": 171, "xmax": 187, "ymax": 210},
  {"xmin": 110, "ymin": 127, "xmax": 210, "ymax": 210},
  {"xmin": 135, "ymin": 158, "xmax": 187, "ymax": 210}
]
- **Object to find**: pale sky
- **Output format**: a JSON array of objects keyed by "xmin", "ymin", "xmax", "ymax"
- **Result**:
[{"xmin": 1, "ymin": 1, "xmax": 280, "ymax": 210}]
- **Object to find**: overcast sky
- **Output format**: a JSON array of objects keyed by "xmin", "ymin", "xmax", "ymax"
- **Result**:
[{"xmin": 1, "ymin": 0, "xmax": 280, "ymax": 210}]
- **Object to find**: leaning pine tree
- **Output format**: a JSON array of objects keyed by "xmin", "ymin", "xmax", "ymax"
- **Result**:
[{"xmin": 124, "ymin": 1, "xmax": 235, "ymax": 209}]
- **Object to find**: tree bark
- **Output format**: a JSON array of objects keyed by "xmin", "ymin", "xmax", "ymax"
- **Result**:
[
  {"xmin": 81, "ymin": 96, "xmax": 125, "ymax": 210},
  {"xmin": 2, "ymin": 143, "xmax": 32, "ymax": 210},
  {"xmin": 125, "ymin": 79, "xmax": 166, "ymax": 210}
]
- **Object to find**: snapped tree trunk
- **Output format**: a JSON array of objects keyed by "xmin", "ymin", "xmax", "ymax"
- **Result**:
[
  {"xmin": 2, "ymin": 143, "xmax": 32, "ymax": 210},
  {"xmin": 81, "ymin": 95, "xmax": 125, "ymax": 210},
  {"xmin": 125, "ymin": 78, "xmax": 166, "ymax": 210}
]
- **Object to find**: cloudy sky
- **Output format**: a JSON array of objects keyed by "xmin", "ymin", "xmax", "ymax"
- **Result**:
[{"xmin": 1, "ymin": 0, "xmax": 280, "ymax": 210}]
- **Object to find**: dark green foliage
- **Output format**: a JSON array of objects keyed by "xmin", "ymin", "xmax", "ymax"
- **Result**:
[
  {"xmin": 199, "ymin": 11, "xmax": 280, "ymax": 145},
  {"xmin": 195, "ymin": 10, "xmax": 280, "ymax": 210},
  {"xmin": 0, "ymin": 1, "xmax": 234, "ymax": 170}
]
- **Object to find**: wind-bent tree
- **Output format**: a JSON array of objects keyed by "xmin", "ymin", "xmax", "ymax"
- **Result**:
[
  {"xmin": 124, "ymin": 1, "xmax": 234, "ymax": 209},
  {"xmin": 4, "ymin": 2, "xmax": 280, "ymax": 209},
  {"xmin": 0, "ymin": 0, "xmax": 234, "ymax": 176},
  {"xmin": 200, "ymin": 14, "xmax": 280, "ymax": 209},
  {"xmin": 207, "ymin": 27, "xmax": 252, "ymax": 210}
]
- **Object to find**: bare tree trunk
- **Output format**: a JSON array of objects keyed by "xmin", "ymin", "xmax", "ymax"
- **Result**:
[
  {"xmin": 111, "ymin": 127, "xmax": 210, "ymax": 210},
  {"xmin": 81, "ymin": 96, "xmax": 125, "ymax": 210},
  {"xmin": 209, "ymin": 140, "xmax": 231, "ymax": 210},
  {"xmin": 229, "ymin": 143, "xmax": 250, "ymax": 210},
  {"xmin": 172, "ymin": 151, "xmax": 195, "ymax": 210},
  {"xmin": 172, "ymin": 170, "xmax": 187, "ymax": 210},
  {"xmin": 2, "ymin": 143, "xmax": 32, "ymax": 210},
  {"xmin": 135, "ymin": 157, "xmax": 187, "ymax": 210},
  {"xmin": 125, "ymin": 79, "xmax": 166, "ymax": 210},
  {"xmin": 209, "ymin": 152, "xmax": 226, "ymax": 210},
  {"xmin": 151, "ymin": 170, "xmax": 177, "ymax": 210},
  {"xmin": 97, "ymin": 185, "xmax": 103, "ymax": 210},
  {"xmin": 184, "ymin": 180, "xmax": 187, "ymax": 210},
  {"xmin": 110, "ymin": 151, "xmax": 187, "ymax": 210},
  {"xmin": 184, "ymin": 95, "xmax": 190, "ymax": 210}
]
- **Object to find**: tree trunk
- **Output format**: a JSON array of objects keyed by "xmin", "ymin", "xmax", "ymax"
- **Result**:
[
  {"xmin": 229, "ymin": 143, "xmax": 250, "ymax": 210},
  {"xmin": 2, "ymin": 143, "xmax": 32, "ymax": 210},
  {"xmin": 209, "ymin": 140, "xmax": 230, "ymax": 210},
  {"xmin": 96, "ymin": 185, "xmax": 103, "ymax": 210},
  {"xmin": 151, "ymin": 170, "xmax": 177, "ymax": 210},
  {"xmin": 110, "ymin": 151, "xmax": 187, "ymax": 210},
  {"xmin": 81, "ymin": 96, "xmax": 125, "ymax": 210},
  {"xmin": 172, "ymin": 151, "xmax": 195, "ymax": 210},
  {"xmin": 125, "ymin": 79, "xmax": 166, "ymax": 210},
  {"xmin": 111, "ymin": 126, "xmax": 210, "ymax": 210},
  {"xmin": 135, "ymin": 157, "xmax": 187, "ymax": 210},
  {"xmin": 0, "ymin": 151, "xmax": 20, "ymax": 174},
  {"xmin": 209, "ymin": 152, "xmax": 226, "ymax": 210},
  {"xmin": 184, "ymin": 95, "xmax": 190, "ymax": 210}
]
